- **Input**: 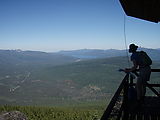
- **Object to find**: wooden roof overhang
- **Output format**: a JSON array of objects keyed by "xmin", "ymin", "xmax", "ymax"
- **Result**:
[{"xmin": 119, "ymin": 0, "xmax": 160, "ymax": 23}]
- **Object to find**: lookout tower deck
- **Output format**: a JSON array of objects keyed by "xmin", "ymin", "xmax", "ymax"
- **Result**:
[
  {"xmin": 101, "ymin": 69, "xmax": 160, "ymax": 120},
  {"xmin": 126, "ymin": 96, "xmax": 160, "ymax": 120}
]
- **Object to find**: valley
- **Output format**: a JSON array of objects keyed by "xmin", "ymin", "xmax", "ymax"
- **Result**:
[{"xmin": 0, "ymin": 49, "xmax": 160, "ymax": 106}]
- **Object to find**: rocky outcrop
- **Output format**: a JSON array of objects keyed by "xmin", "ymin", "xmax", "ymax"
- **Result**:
[{"xmin": 0, "ymin": 111, "xmax": 28, "ymax": 120}]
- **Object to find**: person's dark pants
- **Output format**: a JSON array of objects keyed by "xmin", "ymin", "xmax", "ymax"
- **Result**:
[{"xmin": 136, "ymin": 66, "xmax": 151, "ymax": 100}]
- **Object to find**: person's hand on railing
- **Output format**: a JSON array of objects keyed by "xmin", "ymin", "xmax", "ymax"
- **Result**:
[
  {"xmin": 118, "ymin": 68, "xmax": 130, "ymax": 73},
  {"xmin": 124, "ymin": 68, "xmax": 131, "ymax": 73},
  {"xmin": 118, "ymin": 68, "xmax": 136, "ymax": 79}
]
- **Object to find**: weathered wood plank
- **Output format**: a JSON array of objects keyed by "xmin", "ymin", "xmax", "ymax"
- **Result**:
[
  {"xmin": 144, "ymin": 113, "xmax": 150, "ymax": 120},
  {"xmin": 136, "ymin": 113, "xmax": 143, "ymax": 120},
  {"xmin": 129, "ymin": 113, "xmax": 136, "ymax": 120},
  {"xmin": 150, "ymin": 114, "xmax": 157, "ymax": 120}
]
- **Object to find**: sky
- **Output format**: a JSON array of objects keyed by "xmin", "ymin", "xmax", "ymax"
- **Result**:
[{"xmin": 0, "ymin": 0, "xmax": 160, "ymax": 52}]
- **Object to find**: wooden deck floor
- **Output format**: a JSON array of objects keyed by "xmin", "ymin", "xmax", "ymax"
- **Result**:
[{"xmin": 127, "ymin": 97, "xmax": 160, "ymax": 120}]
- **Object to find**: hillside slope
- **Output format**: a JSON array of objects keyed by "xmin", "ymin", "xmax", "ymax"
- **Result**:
[{"xmin": 0, "ymin": 56, "xmax": 129, "ymax": 105}]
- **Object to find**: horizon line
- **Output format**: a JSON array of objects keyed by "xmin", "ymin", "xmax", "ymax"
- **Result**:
[{"xmin": 0, "ymin": 47, "xmax": 159, "ymax": 53}]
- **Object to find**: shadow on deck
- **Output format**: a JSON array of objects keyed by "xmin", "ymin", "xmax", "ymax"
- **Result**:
[{"xmin": 101, "ymin": 69, "xmax": 160, "ymax": 120}]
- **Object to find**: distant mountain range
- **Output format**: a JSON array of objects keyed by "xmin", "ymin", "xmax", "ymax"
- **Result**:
[
  {"xmin": 0, "ymin": 48, "xmax": 159, "ymax": 64},
  {"xmin": 57, "ymin": 48, "xmax": 160, "ymax": 61},
  {"xmin": 0, "ymin": 49, "xmax": 77, "ymax": 66}
]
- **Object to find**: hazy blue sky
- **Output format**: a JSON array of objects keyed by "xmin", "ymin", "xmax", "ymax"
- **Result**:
[{"xmin": 0, "ymin": 0, "xmax": 160, "ymax": 52}]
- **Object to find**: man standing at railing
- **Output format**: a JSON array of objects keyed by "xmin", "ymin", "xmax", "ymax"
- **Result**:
[{"xmin": 125, "ymin": 44, "xmax": 152, "ymax": 104}]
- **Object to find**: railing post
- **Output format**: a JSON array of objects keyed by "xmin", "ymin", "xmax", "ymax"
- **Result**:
[
  {"xmin": 129, "ymin": 74, "xmax": 134, "ymax": 85},
  {"xmin": 122, "ymin": 73, "xmax": 129, "ymax": 120}
]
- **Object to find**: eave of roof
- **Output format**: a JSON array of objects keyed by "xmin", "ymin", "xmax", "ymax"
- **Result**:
[{"xmin": 119, "ymin": 0, "xmax": 160, "ymax": 23}]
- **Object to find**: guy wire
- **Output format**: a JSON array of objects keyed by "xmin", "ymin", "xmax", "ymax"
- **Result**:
[{"xmin": 123, "ymin": 15, "xmax": 130, "ymax": 67}]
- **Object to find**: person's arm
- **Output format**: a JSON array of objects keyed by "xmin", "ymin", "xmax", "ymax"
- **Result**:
[{"xmin": 125, "ymin": 60, "xmax": 138, "ymax": 72}]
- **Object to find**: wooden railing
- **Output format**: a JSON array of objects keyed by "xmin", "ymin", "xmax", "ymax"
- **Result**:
[
  {"xmin": 100, "ymin": 73, "xmax": 129, "ymax": 120},
  {"xmin": 100, "ymin": 69, "xmax": 160, "ymax": 120}
]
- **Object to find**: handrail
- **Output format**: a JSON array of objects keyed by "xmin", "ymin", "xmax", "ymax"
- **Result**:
[
  {"xmin": 134, "ymin": 69, "xmax": 160, "ymax": 72},
  {"xmin": 100, "ymin": 74, "xmax": 129, "ymax": 120},
  {"xmin": 151, "ymin": 69, "xmax": 160, "ymax": 72},
  {"xmin": 132, "ymin": 69, "xmax": 160, "ymax": 97}
]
